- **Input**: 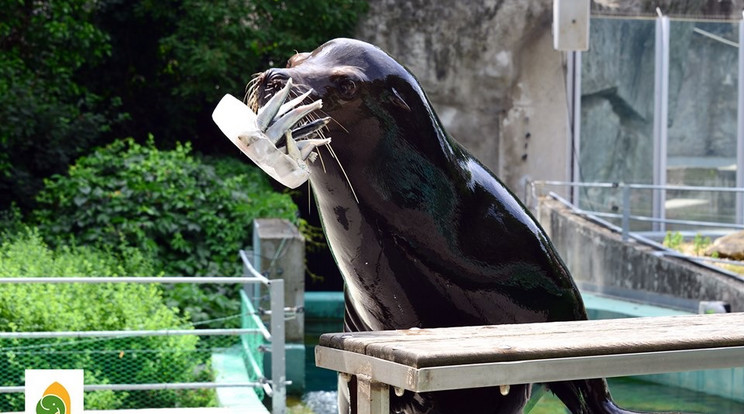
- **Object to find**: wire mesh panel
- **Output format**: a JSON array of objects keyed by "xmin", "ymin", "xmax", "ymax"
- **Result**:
[
  {"xmin": 0, "ymin": 335, "xmax": 231, "ymax": 409},
  {"xmin": 241, "ymin": 290, "xmax": 269, "ymax": 400},
  {"xmin": 0, "ymin": 276, "xmax": 273, "ymax": 412}
]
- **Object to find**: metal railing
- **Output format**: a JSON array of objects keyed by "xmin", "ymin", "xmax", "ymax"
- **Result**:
[
  {"xmin": 530, "ymin": 181, "xmax": 744, "ymax": 237},
  {"xmin": 528, "ymin": 180, "xmax": 744, "ymax": 282},
  {"xmin": 240, "ymin": 249, "xmax": 288, "ymax": 414},
  {"xmin": 0, "ymin": 251, "xmax": 288, "ymax": 414}
]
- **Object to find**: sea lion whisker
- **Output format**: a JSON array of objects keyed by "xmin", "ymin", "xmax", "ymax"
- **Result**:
[
  {"xmin": 245, "ymin": 76, "xmax": 260, "ymax": 88},
  {"xmin": 315, "ymin": 144, "xmax": 328, "ymax": 173},
  {"xmin": 326, "ymin": 143, "xmax": 358, "ymax": 203},
  {"xmin": 316, "ymin": 109, "xmax": 349, "ymax": 134},
  {"xmin": 244, "ymin": 85, "xmax": 254, "ymax": 105},
  {"xmin": 244, "ymin": 75, "xmax": 259, "ymax": 90}
]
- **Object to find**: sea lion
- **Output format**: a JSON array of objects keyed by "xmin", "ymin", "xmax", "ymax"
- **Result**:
[{"xmin": 239, "ymin": 38, "xmax": 648, "ymax": 414}]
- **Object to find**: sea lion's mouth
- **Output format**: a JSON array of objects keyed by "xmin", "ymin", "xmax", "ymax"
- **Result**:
[
  {"xmin": 244, "ymin": 71, "xmax": 331, "ymax": 150},
  {"xmin": 211, "ymin": 75, "xmax": 331, "ymax": 189},
  {"xmin": 245, "ymin": 71, "xmax": 329, "ymax": 145},
  {"xmin": 211, "ymin": 59, "xmax": 357, "ymax": 200},
  {"xmin": 240, "ymin": 71, "xmax": 358, "ymax": 202}
]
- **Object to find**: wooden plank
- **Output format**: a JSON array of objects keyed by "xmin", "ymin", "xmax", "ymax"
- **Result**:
[{"xmin": 318, "ymin": 313, "xmax": 744, "ymax": 368}]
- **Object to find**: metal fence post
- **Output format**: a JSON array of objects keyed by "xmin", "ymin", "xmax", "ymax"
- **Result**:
[
  {"xmin": 653, "ymin": 10, "xmax": 669, "ymax": 233},
  {"xmin": 242, "ymin": 248, "xmax": 261, "ymax": 309},
  {"xmin": 737, "ymin": 13, "xmax": 744, "ymax": 225},
  {"xmin": 622, "ymin": 184, "xmax": 630, "ymax": 241},
  {"xmin": 270, "ymin": 279, "xmax": 286, "ymax": 414},
  {"xmin": 252, "ymin": 221, "xmax": 263, "ymax": 309}
]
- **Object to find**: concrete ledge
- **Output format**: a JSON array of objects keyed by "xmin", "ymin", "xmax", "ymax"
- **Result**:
[
  {"xmin": 537, "ymin": 197, "xmax": 744, "ymax": 312},
  {"xmin": 212, "ymin": 348, "xmax": 268, "ymax": 410}
]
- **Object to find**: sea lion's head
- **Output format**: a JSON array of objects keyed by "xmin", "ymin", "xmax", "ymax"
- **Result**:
[{"xmin": 246, "ymin": 38, "xmax": 451, "ymax": 184}]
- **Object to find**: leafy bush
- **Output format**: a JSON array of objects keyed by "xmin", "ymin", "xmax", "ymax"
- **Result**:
[
  {"xmin": 0, "ymin": 1, "xmax": 122, "ymax": 211},
  {"xmin": 159, "ymin": 0, "xmax": 370, "ymax": 101},
  {"xmin": 0, "ymin": 229, "xmax": 213, "ymax": 410},
  {"xmin": 34, "ymin": 137, "xmax": 299, "ymax": 276},
  {"xmin": 89, "ymin": 0, "xmax": 369, "ymax": 149},
  {"xmin": 1, "ymin": 0, "xmax": 369, "ymax": 212},
  {"xmin": 33, "ymin": 137, "xmax": 299, "ymax": 325}
]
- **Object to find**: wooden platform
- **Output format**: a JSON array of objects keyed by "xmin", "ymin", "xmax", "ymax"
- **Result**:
[{"xmin": 315, "ymin": 313, "xmax": 744, "ymax": 394}]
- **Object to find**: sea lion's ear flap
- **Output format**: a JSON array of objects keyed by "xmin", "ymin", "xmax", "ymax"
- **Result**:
[{"xmin": 389, "ymin": 87, "xmax": 411, "ymax": 112}]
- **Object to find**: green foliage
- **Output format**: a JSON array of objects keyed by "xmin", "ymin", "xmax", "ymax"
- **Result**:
[
  {"xmin": 663, "ymin": 231, "xmax": 684, "ymax": 251},
  {"xmin": 159, "ymin": 0, "xmax": 369, "ymax": 100},
  {"xmin": 0, "ymin": 226, "xmax": 158, "ymax": 278},
  {"xmin": 34, "ymin": 137, "xmax": 299, "ymax": 276},
  {"xmin": 692, "ymin": 233, "xmax": 712, "ymax": 256},
  {"xmin": 0, "ymin": 0, "xmax": 123, "ymax": 211},
  {"xmin": 663, "ymin": 231, "xmax": 713, "ymax": 257},
  {"xmin": 0, "ymin": 204, "xmax": 24, "ymax": 239},
  {"xmin": 0, "ymin": 229, "xmax": 214, "ymax": 410},
  {"xmin": 90, "ymin": 0, "xmax": 369, "ymax": 150},
  {"xmin": 1, "ymin": 0, "xmax": 368, "ymax": 212}
]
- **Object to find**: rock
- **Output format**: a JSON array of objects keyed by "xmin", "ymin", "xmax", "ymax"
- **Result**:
[
  {"xmin": 353, "ymin": 0, "xmax": 743, "ymax": 199},
  {"xmin": 706, "ymin": 231, "xmax": 744, "ymax": 260},
  {"xmin": 355, "ymin": 0, "xmax": 571, "ymax": 198}
]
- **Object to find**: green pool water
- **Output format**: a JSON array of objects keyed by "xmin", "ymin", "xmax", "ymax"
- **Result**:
[{"xmin": 529, "ymin": 377, "xmax": 744, "ymax": 413}]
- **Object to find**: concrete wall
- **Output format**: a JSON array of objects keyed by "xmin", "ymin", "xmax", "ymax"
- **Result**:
[
  {"xmin": 355, "ymin": 0, "xmax": 571, "ymax": 199},
  {"xmin": 536, "ymin": 197, "xmax": 744, "ymax": 312},
  {"xmin": 353, "ymin": 1, "xmax": 744, "ymax": 201}
]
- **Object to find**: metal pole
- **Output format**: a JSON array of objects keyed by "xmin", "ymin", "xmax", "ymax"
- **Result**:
[
  {"xmin": 737, "ymin": 13, "xmax": 744, "ymax": 224},
  {"xmin": 0, "ymin": 276, "xmax": 266, "ymax": 284},
  {"xmin": 270, "ymin": 279, "xmax": 286, "ymax": 414},
  {"xmin": 252, "ymin": 221, "xmax": 266, "ymax": 311},
  {"xmin": 653, "ymin": 9, "xmax": 669, "ymax": 233},
  {"xmin": 240, "ymin": 248, "xmax": 265, "ymax": 307},
  {"xmin": 253, "ymin": 220, "xmax": 263, "ymax": 274},
  {"xmin": 0, "ymin": 382, "xmax": 262, "ymax": 394},
  {"xmin": 570, "ymin": 51, "xmax": 583, "ymax": 205},
  {"xmin": 0, "ymin": 328, "xmax": 261, "ymax": 340},
  {"xmin": 622, "ymin": 184, "xmax": 630, "ymax": 241},
  {"xmin": 357, "ymin": 376, "xmax": 389, "ymax": 414}
]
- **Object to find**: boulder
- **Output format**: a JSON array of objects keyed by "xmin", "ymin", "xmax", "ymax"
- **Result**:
[{"xmin": 706, "ymin": 231, "xmax": 744, "ymax": 260}]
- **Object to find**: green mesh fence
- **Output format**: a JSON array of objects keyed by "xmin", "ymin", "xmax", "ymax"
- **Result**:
[
  {"xmin": 0, "ymin": 285, "xmax": 268, "ymax": 411},
  {"xmin": 240, "ymin": 290, "xmax": 267, "ymax": 400}
]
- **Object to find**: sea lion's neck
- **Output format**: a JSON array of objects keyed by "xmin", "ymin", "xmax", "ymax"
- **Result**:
[{"xmin": 308, "ymin": 167, "xmax": 424, "ymax": 330}]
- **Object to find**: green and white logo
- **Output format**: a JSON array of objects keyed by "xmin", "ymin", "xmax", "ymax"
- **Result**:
[
  {"xmin": 25, "ymin": 370, "xmax": 83, "ymax": 414},
  {"xmin": 35, "ymin": 382, "xmax": 70, "ymax": 414}
]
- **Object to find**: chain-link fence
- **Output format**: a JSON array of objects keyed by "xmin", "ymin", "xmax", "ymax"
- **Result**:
[{"xmin": 0, "ymin": 275, "xmax": 285, "ymax": 413}]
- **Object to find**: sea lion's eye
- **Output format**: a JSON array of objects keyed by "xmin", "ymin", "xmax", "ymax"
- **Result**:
[{"xmin": 337, "ymin": 78, "xmax": 357, "ymax": 99}]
